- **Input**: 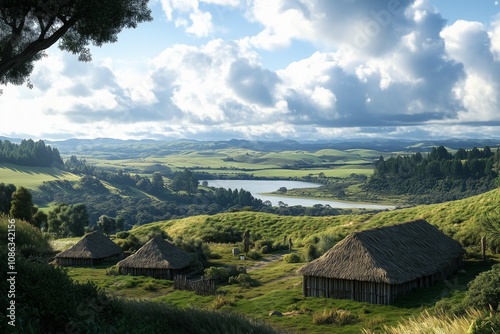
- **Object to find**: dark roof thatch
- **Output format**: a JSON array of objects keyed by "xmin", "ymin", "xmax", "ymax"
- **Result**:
[
  {"xmin": 117, "ymin": 236, "xmax": 191, "ymax": 270},
  {"xmin": 298, "ymin": 219, "xmax": 464, "ymax": 284},
  {"xmin": 56, "ymin": 230, "xmax": 122, "ymax": 259}
]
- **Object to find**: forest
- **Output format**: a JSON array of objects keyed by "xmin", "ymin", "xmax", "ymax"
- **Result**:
[
  {"xmin": 365, "ymin": 146, "xmax": 500, "ymax": 203},
  {"xmin": 0, "ymin": 139, "xmax": 63, "ymax": 167}
]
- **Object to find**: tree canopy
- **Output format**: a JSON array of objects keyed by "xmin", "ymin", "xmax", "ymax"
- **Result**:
[{"xmin": 0, "ymin": 0, "xmax": 152, "ymax": 86}]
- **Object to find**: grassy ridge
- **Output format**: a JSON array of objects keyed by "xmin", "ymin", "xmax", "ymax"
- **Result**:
[{"xmin": 129, "ymin": 188, "xmax": 500, "ymax": 249}]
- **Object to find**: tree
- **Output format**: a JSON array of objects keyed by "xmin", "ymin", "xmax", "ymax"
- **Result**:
[
  {"xmin": 171, "ymin": 170, "xmax": 199, "ymax": 194},
  {"xmin": 9, "ymin": 186, "xmax": 34, "ymax": 223},
  {"xmin": 47, "ymin": 203, "xmax": 88, "ymax": 237},
  {"xmin": 97, "ymin": 214, "xmax": 116, "ymax": 235},
  {"xmin": 0, "ymin": 0, "xmax": 152, "ymax": 87},
  {"xmin": 0, "ymin": 183, "xmax": 16, "ymax": 213},
  {"xmin": 464, "ymin": 264, "xmax": 500, "ymax": 311}
]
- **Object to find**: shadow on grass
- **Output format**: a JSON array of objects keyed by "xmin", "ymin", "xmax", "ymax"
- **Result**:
[{"xmin": 393, "ymin": 257, "xmax": 499, "ymax": 309}]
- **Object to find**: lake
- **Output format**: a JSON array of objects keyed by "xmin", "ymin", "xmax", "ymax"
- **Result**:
[{"xmin": 202, "ymin": 180, "xmax": 395, "ymax": 210}]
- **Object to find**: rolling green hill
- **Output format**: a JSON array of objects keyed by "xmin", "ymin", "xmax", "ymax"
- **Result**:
[{"xmin": 129, "ymin": 187, "xmax": 500, "ymax": 251}]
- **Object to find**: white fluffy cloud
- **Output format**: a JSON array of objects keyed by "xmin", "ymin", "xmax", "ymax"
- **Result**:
[{"xmin": 2, "ymin": 0, "xmax": 500, "ymax": 141}]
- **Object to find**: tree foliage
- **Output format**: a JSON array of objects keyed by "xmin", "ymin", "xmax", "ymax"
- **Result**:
[
  {"xmin": 366, "ymin": 146, "xmax": 500, "ymax": 203},
  {"xmin": 9, "ymin": 186, "xmax": 35, "ymax": 223},
  {"xmin": 47, "ymin": 202, "xmax": 89, "ymax": 237},
  {"xmin": 0, "ymin": 139, "xmax": 63, "ymax": 167},
  {"xmin": 0, "ymin": 0, "xmax": 152, "ymax": 86},
  {"xmin": 464, "ymin": 264, "xmax": 500, "ymax": 311}
]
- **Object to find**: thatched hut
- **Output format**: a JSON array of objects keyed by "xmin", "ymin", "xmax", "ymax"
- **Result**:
[
  {"xmin": 55, "ymin": 230, "xmax": 123, "ymax": 266},
  {"xmin": 117, "ymin": 236, "xmax": 192, "ymax": 279},
  {"xmin": 298, "ymin": 219, "xmax": 464, "ymax": 305}
]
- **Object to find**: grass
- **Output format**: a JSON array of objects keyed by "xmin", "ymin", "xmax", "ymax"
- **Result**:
[{"xmin": 0, "ymin": 163, "xmax": 80, "ymax": 189}]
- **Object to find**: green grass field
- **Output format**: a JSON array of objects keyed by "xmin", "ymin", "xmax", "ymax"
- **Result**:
[
  {"xmin": 0, "ymin": 163, "xmax": 81, "ymax": 188},
  {"xmin": 53, "ymin": 188, "xmax": 500, "ymax": 333}
]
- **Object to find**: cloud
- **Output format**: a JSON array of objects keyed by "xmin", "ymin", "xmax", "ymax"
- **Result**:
[
  {"xmin": 441, "ymin": 20, "xmax": 500, "ymax": 122},
  {"xmin": 159, "ymin": 0, "xmax": 240, "ymax": 37}
]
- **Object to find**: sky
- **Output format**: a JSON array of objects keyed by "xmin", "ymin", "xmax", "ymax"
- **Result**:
[{"xmin": 1, "ymin": 0, "xmax": 500, "ymax": 142}]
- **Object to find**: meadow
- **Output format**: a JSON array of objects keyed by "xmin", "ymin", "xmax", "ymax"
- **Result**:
[
  {"xmin": 0, "ymin": 163, "xmax": 80, "ymax": 188},
  {"xmin": 60, "ymin": 188, "xmax": 500, "ymax": 333}
]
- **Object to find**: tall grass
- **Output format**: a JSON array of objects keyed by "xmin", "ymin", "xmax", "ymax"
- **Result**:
[{"xmin": 361, "ymin": 309, "xmax": 483, "ymax": 334}]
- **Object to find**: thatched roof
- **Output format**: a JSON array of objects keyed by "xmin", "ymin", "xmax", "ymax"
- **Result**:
[
  {"xmin": 298, "ymin": 219, "xmax": 464, "ymax": 284},
  {"xmin": 56, "ymin": 230, "xmax": 122, "ymax": 259},
  {"xmin": 117, "ymin": 236, "xmax": 191, "ymax": 269}
]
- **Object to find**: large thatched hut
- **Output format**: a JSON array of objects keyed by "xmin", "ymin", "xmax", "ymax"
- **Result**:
[
  {"xmin": 117, "ymin": 236, "xmax": 192, "ymax": 279},
  {"xmin": 55, "ymin": 230, "xmax": 123, "ymax": 266},
  {"xmin": 298, "ymin": 219, "xmax": 464, "ymax": 305}
]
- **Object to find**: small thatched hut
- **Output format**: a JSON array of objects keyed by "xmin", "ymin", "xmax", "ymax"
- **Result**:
[
  {"xmin": 298, "ymin": 219, "xmax": 464, "ymax": 305},
  {"xmin": 55, "ymin": 230, "xmax": 123, "ymax": 266},
  {"xmin": 117, "ymin": 236, "xmax": 192, "ymax": 279}
]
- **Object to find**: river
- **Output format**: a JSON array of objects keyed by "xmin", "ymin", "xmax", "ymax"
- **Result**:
[{"xmin": 202, "ymin": 180, "xmax": 395, "ymax": 210}]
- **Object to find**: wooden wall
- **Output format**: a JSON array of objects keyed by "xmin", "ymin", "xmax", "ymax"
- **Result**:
[
  {"xmin": 302, "ymin": 256, "xmax": 463, "ymax": 305},
  {"xmin": 119, "ymin": 267, "xmax": 185, "ymax": 280}
]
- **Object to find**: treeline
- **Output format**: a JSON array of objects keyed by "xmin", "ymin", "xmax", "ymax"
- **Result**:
[
  {"xmin": 366, "ymin": 146, "xmax": 500, "ymax": 203},
  {"xmin": 0, "ymin": 139, "xmax": 63, "ymax": 167}
]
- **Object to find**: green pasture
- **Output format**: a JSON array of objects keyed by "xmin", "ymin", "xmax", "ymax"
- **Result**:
[
  {"xmin": 0, "ymin": 163, "xmax": 80, "ymax": 188},
  {"xmin": 76, "ymin": 147, "xmax": 381, "ymax": 178}
]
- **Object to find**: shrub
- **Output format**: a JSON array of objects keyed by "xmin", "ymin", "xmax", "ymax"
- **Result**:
[
  {"xmin": 246, "ymin": 250, "xmax": 261, "ymax": 260},
  {"xmin": 312, "ymin": 308, "xmax": 360, "ymax": 326},
  {"xmin": 303, "ymin": 244, "xmax": 319, "ymax": 262},
  {"xmin": 106, "ymin": 265, "xmax": 120, "ymax": 276},
  {"xmin": 463, "ymin": 264, "xmax": 500, "ymax": 311},
  {"xmin": 256, "ymin": 239, "xmax": 273, "ymax": 252},
  {"xmin": 228, "ymin": 274, "xmax": 252, "ymax": 288},
  {"xmin": 468, "ymin": 312, "xmax": 500, "ymax": 334},
  {"xmin": 204, "ymin": 266, "xmax": 240, "ymax": 283},
  {"xmin": 116, "ymin": 231, "xmax": 130, "ymax": 239},
  {"xmin": 211, "ymin": 295, "xmax": 234, "ymax": 309},
  {"xmin": 284, "ymin": 252, "xmax": 302, "ymax": 263}
]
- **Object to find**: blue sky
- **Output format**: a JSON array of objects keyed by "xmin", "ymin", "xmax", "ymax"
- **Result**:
[{"xmin": 1, "ymin": 0, "xmax": 500, "ymax": 141}]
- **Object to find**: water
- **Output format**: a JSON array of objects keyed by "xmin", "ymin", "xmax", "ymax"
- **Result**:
[{"xmin": 202, "ymin": 179, "xmax": 395, "ymax": 210}]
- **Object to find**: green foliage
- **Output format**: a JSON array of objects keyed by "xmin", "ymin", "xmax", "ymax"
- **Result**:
[
  {"xmin": 302, "ymin": 244, "xmax": 319, "ymax": 262},
  {"xmin": 463, "ymin": 264, "xmax": 500, "ymax": 311},
  {"xmin": 468, "ymin": 312, "xmax": 500, "ymax": 334},
  {"xmin": 283, "ymin": 252, "xmax": 302, "ymax": 263},
  {"xmin": 0, "ymin": 182, "xmax": 16, "ymax": 213},
  {"xmin": 228, "ymin": 273, "xmax": 253, "ymax": 288},
  {"xmin": 204, "ymin": 266, "xmax": 240, "ymax": 283},
  {"xmin": 9, "ymin": 186, "xmax": 34, "ymax": 223},
  {"xmin": 47, "ymin": 203, "xmax": 89, "ymax": 237},
  {"xmin": 0, "ymin": 1, "xmax": 152, "ymax": 86},
  {"xmin": 173, "ymin": 237, "xmax": 211, "ymax": 269},
  {"xmin": 0, "ymin": 139, "xmax": 63, "ymax": 167},
  {"xmin": 0, "ymin": 215, "xmax": 52, "ymax": 256},
  {"xmin": 246, "ymin": 250, "xmax": 262, "ymax": 260},
  {"xmin": 367, "ymin": 146, "xmax": 499, "ymax": 204},
  {"xmin": 171, "ymin": 169, "xmax": 199, "ymax": 193}
]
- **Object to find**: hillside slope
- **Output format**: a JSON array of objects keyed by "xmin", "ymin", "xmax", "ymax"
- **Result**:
[{"xmin": 130, "ymin": 188, "xmax": 500, "ymax": 250}]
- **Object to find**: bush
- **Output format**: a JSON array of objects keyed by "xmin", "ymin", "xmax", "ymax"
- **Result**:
[
  {"xmin": 116, "ymin": 231, "xmax": 130, "ymax": 239},
  {"xmin": 312, "ymin": 308, "xmax": 360, "ymax": 326},
  {"xmin": 204, "ymin": 266, "xmax": 240, "ymax": 283},
  {"xmin": 106, "ymin": 265, "xmax": 120, "ymax": 276},
  {"xmin": 228, "ymin": 274, "xmax": 252, "ymax": 288},
  {"xmin": 463, "ymin": 264, "xmax": 500, "ymax": 311},
  {"xmin": 246, "ymin": 250, "xmax": 262, "ymax": 260},
  {"xmin": 303, "ymin": 244, "xmax": 319, "ymax": 262},
  {"xmin": 284, "ymin": 252, "xmax": 302, "ymax": 263},
  {"xmin": 468, "ymin": 312, "xmax": 500, "ymax": 334}
]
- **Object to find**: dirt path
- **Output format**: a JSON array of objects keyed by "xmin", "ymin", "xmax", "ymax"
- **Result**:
[{"xmin": 245, "ymin": 253, "xmax": 285, "ymax": 272}]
